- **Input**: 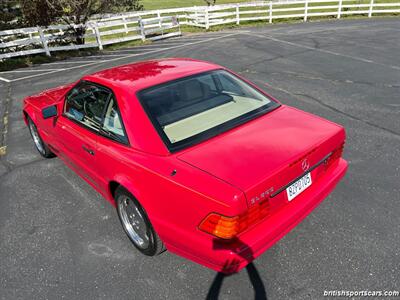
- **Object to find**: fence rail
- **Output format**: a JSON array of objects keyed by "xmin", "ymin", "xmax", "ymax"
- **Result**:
[
  {"xmin": 0, "ymin": 16, "xmax": 181, "ymax": 60},
  {"xmin": 1, "ymin": 0, "xmax": 399, "ymax": 60}
]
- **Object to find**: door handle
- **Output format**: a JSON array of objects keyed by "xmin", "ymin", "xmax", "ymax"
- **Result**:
[{"xmin": 82, "ymin": 145, "xmax": 95, "ymax": 155}]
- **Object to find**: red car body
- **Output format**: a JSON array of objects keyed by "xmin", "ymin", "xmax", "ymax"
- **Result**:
[{"xmin": 23, "ymin": 58, "xmax": 348, "ymax": 273}]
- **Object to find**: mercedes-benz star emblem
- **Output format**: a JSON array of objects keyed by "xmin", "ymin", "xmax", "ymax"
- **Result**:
[{"xmin": 302, "ymin": 158, "xmax": 310, "ymax": 171}]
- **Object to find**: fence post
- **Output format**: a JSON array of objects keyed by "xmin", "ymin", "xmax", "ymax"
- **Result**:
[
  {"xmin": 337, "ymin": 0, "xmax": 342, "ymax": 19},
  {"xmin": 236, "ymin": 4, "xmax": 240, "ymax": 25},
  {"xmin": 172, "ymin": 16, "xmax": 180, "ymax": 34},
  {"xmin": 368, "ymin": 0, "xmax": 374, "ymax": 17},
  {"xmin": 304, "ymin": 0, "xmax": 309, "ymax": 21},
  {"xmin": 139, "ymin": 19, "xmax": 146, "ymax": 41},
  {"xmin": 160, "ymin": 13, "xmax": 164, "ymax": 36},
  {"xmin": 269, "ymin": 1, "xmax": 273, "ymax": 24},
  {"xmin": 93, "ymin": 23, "xmax": 103, "ymax": 50},
  {"xmin": 122, "ymin": 16, "xmax": 128, "ymax": 34},
  {"xmin": 157, "ymin": 11, "xmax": 162, "ymax": 28},
  {"xmin": 38, "ymin": 27, "xmax": 51, "ymax": 57},
  {"xmin": 205, "ymin": 7, "xmax": 210, "ymax": 30},
  {"xmin": 194, "ymin": 7, "xmax": 198, "ymax": 20}
]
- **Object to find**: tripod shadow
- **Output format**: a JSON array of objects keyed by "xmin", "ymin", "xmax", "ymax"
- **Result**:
[{"xmin": 206, "ymin": 238, "xmax": 267, "ymax": 300}]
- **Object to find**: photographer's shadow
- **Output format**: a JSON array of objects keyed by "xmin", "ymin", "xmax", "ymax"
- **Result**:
[{"xmin": 206, "ymin": 238, "xmax": 267, "ymax": 300}]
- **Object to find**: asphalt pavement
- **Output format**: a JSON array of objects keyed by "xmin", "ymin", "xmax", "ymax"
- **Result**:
[{"xmin": 0, "ymin": 18, "xmax": 399, "ymax": 300}]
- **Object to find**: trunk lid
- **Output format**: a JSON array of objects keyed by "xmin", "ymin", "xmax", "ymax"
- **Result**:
[{"xmin": 177, "ymin": 105, "xmax": 345, "ymax": 208}]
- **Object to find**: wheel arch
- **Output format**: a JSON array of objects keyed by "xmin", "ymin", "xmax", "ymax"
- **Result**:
[
  {"xmin": 108, "ymin": 176, "xmax": 144, "ymax": 207},
  {"xmin": 23, "ymin": 107, "xmax": 38, "ymax": 125},
  {"xmin": 109, "ymin": 180, "xmax": 120, "ymax": 200},
  {"xmin": 107, "ymin": 177, "xmax": 161, "ymax": 231}
]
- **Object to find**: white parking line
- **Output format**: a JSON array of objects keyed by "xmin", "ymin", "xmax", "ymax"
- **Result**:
[
  {"xmin": 0, "ymin": 68, "xmax": 64, "ymax": 73},
  {"xmin": 0, "ymin": 76, "xmax": 11, "ymax": 82},
  {"xmin": 105, "ymin": 48, "xmax": 168, "ymax": 53},
  {"xmin": 148, "ymin": 44, "xmax": 187, "ymax": 48},
  {"xmin": 9, "ymin": 64, "xmax": 101, "ymax": 82},
  {"xmin": 41, "ymin": 60, "xmax": 104, "ymax": 65},
  {"xmin": 178, "ymin": 35, "xmax": 228, "ymax": 40},
  {"xmin": 158, "ymin": 39, "xmax": 207, "ymax": 45},
  {"xmin": 245, "ymin": 32, "xmax": 400, "ymax": 71},
  {"xmin": 9, "ymin": 33, "xmax": 241, "ymax": 82},
  {"xmin": 154, "ymin": 41, "xmax": 198, "ymax": 45},
  {"xmin": 156, "ymin": 40, "xmax": 194, "ymax": 45},
  {"xmin": 150, "ymin": 43, "xmax": 192, "ymax": 48},
  {"xmin": 181, "ymin": 37, "xmax": 214, "ymax": 40},
  {"xmin": 86, "ymin": 54, "xmax": 126, "ymax": 58},
  {"xmin": 115, "ymin": 44, "xmax": 173, "ymax": 50}
]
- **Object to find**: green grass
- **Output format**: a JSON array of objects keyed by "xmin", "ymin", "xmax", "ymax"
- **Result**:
[{"xmin": 141, "ymin": 0, "xmax": 251, "ymax": 10}]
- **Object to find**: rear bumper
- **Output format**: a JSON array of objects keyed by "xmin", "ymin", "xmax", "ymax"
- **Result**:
[{"xmin": 166, "ymin": 158, "xmax": 348, "ymax": 273}]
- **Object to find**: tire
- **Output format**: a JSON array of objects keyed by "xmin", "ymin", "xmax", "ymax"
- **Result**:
[
  {"xmin": 115, "ymin": 186, "xmax": 165, "ymax": 256},
  {"xmin": 27, "ymin": 116, "xmax": 55, "ymax": 158}
]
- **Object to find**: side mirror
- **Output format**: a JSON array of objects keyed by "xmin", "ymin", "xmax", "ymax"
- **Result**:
[{"xmin": 42, "ymin": 105, "xmax": 58, "ymax": 119}]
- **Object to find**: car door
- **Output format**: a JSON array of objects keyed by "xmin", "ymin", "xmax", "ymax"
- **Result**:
[{"xmin": 54, "ymin": 81, "xmax": 111, "ymax": 190}]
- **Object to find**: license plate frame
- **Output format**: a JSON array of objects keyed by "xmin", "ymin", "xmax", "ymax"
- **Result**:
[{"xmin": 286, "ymin": 172, "xmax": 312, "ymax": 201}]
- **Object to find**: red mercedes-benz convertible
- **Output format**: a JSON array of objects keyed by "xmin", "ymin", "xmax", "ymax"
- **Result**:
[{"xmin": 23, "ymin": 58, "xmax": 347, "ymax": 273}]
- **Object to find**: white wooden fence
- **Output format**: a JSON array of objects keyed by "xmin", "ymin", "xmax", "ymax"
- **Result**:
[
  {"xmin": 0, "ymin": 16, "xmax": 181, "ymax": 60},
  {"xmin": 89, "ymin": 0, "xmax": 400, "ymax": 29},
  {"xmin": 195, "ymin": 0, "xmax": 400, "ymax": 28},
  {"xmin": 1, "ymin": 0, "xmax": 399, "ymax": 60}
]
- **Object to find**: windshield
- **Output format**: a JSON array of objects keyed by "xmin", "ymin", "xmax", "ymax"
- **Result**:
[{"xmin": 138, "ymin": 69, "xmax": 279, "ymax": 151}]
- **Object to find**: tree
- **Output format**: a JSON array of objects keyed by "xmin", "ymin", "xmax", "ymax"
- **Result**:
[
  {"xmin": 20, "ymin": 0, "xmax": 143, "ymax": 44},
  {"xmin": 0, "ymin": 1, "xmax": 22, "ymax": 30},
  {"xmin": 20, "ymin": 0, "xmax": 59, "ymax": 27},
  {"xmin": 203, "ymin": 0, "xmax": 216, "ymax": 6}
]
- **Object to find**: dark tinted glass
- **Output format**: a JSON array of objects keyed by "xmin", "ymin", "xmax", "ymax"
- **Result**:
[{"xmin": 65, "ymin": 82, "xmax": 111, "ymax": 131}]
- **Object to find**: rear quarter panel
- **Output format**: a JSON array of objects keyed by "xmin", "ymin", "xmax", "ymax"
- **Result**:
[{"xmin": 94, "ymin": 134, "xmax": 247, "ymax": 259}]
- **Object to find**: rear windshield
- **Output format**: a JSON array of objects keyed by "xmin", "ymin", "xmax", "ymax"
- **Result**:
[{"xmin": 138, "ymin": 69, "xmax": 279, "ymax": 151}]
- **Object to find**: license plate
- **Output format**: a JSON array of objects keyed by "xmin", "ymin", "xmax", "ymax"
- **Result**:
[{"xmin": 286, "ymin": 172, "xmax": 312, "ymax": 201}]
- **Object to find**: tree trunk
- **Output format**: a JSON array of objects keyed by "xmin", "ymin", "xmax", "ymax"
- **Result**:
[{"xmin": 74, "ymin": 26, "xmax": 86, "ymax": 45}]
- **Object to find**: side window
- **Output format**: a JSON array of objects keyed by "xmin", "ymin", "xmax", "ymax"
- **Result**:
[
  {"xmin": 64, "ymin": 82, "xmax": 111, "ymax": 132},
  {"xmin": 102, "ymin": 96, "xmax": 128, "ymax": 144}
]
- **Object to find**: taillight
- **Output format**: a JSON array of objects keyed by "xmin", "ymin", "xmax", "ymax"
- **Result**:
[
  {"xmin": 326, "ymin": 142, "xmax": 344, "ymax": 169},
  {"xmin": 199, "ymin": 200, "xmax": 269, "ymax": 239}
]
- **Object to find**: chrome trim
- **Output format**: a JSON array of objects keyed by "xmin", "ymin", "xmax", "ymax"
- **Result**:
[{"xmin": 270, "ymin": 152, "xmax": 333, "ymax": 198}]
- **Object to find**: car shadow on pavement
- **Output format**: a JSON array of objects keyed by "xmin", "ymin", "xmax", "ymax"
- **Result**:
[{"xmin": 206, "ymin": 238, "xmax": 267, "ymax": 300}]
